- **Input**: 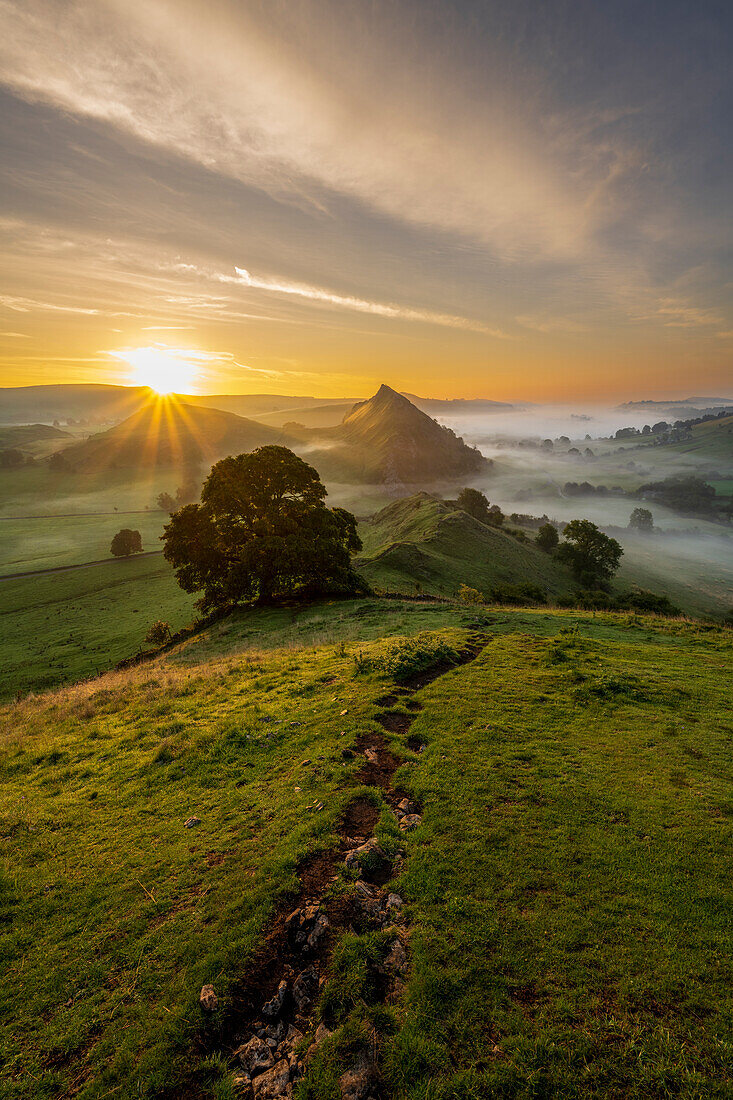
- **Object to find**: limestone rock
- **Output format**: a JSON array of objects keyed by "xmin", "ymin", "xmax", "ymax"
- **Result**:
[
  {"xmin": 262, "ymin": 980, "xmax": 288, "ymax": 1018},
  {"xmin": 199, "ymin": 984, "xmax": 218, "ymax": 1011},
  {"xmin": 292, "ymin": 965, "xmax": 319, "ymax": 1013},
  {"xmin": 235, "ymin": 1036, "xmax": 274, "ymax": 1077},
  {"xmin": 339, "ymin": 1052, "xmax": 372, "ymax": 1100},
  {"xmin": 345, "ymin": 837, "xmax": 385, "ymax": 869},
  {"xmin": 252, "ymin": 1058, "xmax": 291, "ymax": 1099}
]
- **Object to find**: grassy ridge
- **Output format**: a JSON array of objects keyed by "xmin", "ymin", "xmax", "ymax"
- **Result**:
[
  {"xmin": 356, "ymin": 494, "xmax": 573, "ymax": 599},
  {"xmin": 1, "ymin": 603, "xmax": 731, "ymax": 1098}
]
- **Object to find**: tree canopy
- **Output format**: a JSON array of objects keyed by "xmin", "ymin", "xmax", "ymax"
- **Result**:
[
  {"xmin": 162, "ymin": 446, "xmax": 365, "ymax": 610},
  {"xmin": 629, "ymin": 507, "xmax": 654, "ymax": 531},
  {"xmin": 555, "ymin": 519, "xmax": 623, "ymax": 586},
  {"xmin": 110, "ymin": 529, "xmax": 143, "ymax": 557},
  {"xmin": 535, "ymin": 522, "xmax": 559, "ymax": 552}
]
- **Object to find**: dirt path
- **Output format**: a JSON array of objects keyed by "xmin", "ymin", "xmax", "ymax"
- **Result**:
[{"xmin": 181, "ymin": 633, "xmax": 489, "ymax": 1100}]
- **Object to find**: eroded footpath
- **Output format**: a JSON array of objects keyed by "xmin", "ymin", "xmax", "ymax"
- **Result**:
[{"xmin": 186, "ymin": 634, "xmax": 488, "ymax": 1100}]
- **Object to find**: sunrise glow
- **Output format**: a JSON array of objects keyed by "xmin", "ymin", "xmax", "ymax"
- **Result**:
[{"xmin": 106, "ymin": 346, "xmax": 199, "ymax": 395}]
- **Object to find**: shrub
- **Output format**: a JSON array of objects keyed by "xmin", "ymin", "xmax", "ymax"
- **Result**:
[
  {"xmin": 353, "ymin": 633, "xmax": 459, "ymax": 682},
  {"xmin": 458, "ymin": 584, "xmax": 484, "ymax": 604},
  {"xmin": 144, "ymin": 621, "xmax": 172, "ymax": 647},
  {"xmin": 490, "ymin": 582, "xmax": 546, "ymax": 605}
]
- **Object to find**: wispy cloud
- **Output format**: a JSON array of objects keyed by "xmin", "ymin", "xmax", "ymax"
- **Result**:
[
  {"xmin": 227, "ymin": 268, "xmax": 508, "ymax": 337},
  {"xmin": 0, "ymin": 0, "xmax": 642, "ymax": 263}
]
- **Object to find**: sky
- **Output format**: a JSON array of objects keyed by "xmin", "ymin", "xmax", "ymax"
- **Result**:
[{"xmin": 0, "ymin": 0, "xmax": 731, "ymax": 401}]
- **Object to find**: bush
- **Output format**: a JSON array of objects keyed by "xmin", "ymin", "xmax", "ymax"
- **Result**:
[
  {"xmin": 144, "ymin": 621, "xmax": 172, "ymax": 646},
  {"xmin": 354, "ymin": 633, "xmax": 459, "ymax": 682},
  {"xmin": 489, "ymin": 582, "xmax": 546, "ymax": 605},
  {"xmin": 458, "ymin": 584, "xmax": 484, "ymax": 604}
]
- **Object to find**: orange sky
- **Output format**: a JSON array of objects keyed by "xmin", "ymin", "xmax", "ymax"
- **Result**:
[{"xmin": 0, "ymin": 1, "xmax": 731, "ymax": 401}]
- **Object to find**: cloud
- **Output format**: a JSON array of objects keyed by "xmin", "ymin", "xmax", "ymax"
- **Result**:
[
  {"xmin": 0, "ymin": 0, "xmax": 643, "ymax": 264},
  {"xmin": 228, "ymin": 268, "xmax": 508, "ymax": 337}
]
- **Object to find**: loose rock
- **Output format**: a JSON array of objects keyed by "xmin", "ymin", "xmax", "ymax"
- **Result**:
[
  {"xmin": 262, "ymin": 980, "xmax": 288, "ymax": 1018},
  {"xmin": 235, "ymin": 1036, "xmax": 274, "ymax": 1077},
  {"xmin": 184, "ymin": 816, "xmax": 201, "ymax": 828},
  {"xmin": 345, "ymin": 837, "xmax": 384, "ymax": 869},
  {"xmin": 292, "ymin": 965, "xmax": 319, "ymax": 1013},
  {"xmin": 399, "ymin": 814, "xmax": 422, "ymax": 832},
  {"xmin": 199, "ymin": 984, "xmax": 218, "ymax": 1012},
  {"xmin": 339, "ymin": 1052, "xmax": 372, "ymax": 1100},
  {"xmin": 381, "ymin": 938, "xmax": 407, "ymax": 974},
  {"xmin": 252, "ymin": 1058, "xmax": 291, "ymax": 1099}
]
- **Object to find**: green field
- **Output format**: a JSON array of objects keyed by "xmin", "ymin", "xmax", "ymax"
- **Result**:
[
  {"xmin": 0, "ymin": 559, "xmax": 195, "ymax": 698},
  {"xmin": 1, "ymin": 601, "xmax": 731, "ymax": 1098},
  {"xmin": 0, "ymin": 512, "xmax": 167, "ymax": 574}
]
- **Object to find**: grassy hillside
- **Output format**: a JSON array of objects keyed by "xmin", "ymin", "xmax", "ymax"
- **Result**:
[
  {"xmin": 59, "ymin": 400, "xmax": 284, "ymax": 471},
  {"xmin": 0, "ymin": 424, "xmax": 70, "ymax": 451},
  {"xmin": 357, "ymin": 493, "xmax": 573, "ymax": 599},
  {"xmin": 0, "ymin": 558, "xmax": 195, "ymax": 698},
  {"xmin": 672, "ymin": 414, "xmax": 733, "ymax": 462},
  {"xmin": 1, "ymin": 602, "xmax": 731, "ymax": 1098}
]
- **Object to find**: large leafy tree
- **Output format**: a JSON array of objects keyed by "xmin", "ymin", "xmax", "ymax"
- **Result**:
[
  {"xmin": 110, "ymin": 529, "xmax": 143, "ymax": 557},
  {"xmin": 162, "ymin": 446, "xmax": 364, "ymax": 610},
  {"xmin": 555, "ymin": 519, "xmax": 623, "ymax": 587}
]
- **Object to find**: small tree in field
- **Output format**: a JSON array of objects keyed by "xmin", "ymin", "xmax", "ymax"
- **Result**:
[
  {"xmin": 536, "ymin": 522, "xmax": 559, "ymax": 552},
  {"xmin": 111, "ymin": 528, "xmax": 143, "ymax": 557},
  {"xmin": 144, "ymin": 620, "xmax": 172, "ymax": 646},
  {"xmin": 555, "ymin": 519, "xmax": 622, "ymax": 587},
  {"xmin": 629, "ymin": 507, "xmax": 654, "ymax": 532},
  {"xmin": 162, "ymin": 446, "xmax": 364, "ymax": 610},
  {"xmin": 157, "ymin": 491, "xmax": 176, "ymax": 513}
]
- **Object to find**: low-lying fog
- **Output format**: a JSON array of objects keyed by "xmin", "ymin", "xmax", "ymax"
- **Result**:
[{"xmin": 433, "ymin": 403, "xmax": 714, "ymax": 444}]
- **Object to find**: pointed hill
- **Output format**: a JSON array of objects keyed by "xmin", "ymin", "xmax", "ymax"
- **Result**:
[
  {"xmin": 56, "ymin": 400, "xmax": 285, "ymax": 471},
  {"xmin": 356, "ymin": 492, "xmax": 573, "ymax": 598},
  {"xmin": 310, "ymin": 385, "xmax": 489, "ymax": 484}
]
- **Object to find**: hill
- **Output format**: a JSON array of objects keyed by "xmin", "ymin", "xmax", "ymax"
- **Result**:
[
  {"xmin": 402, "ymin": 392, "xmax": 515, "ymax": 414},
  {"xmin": 0, "ymin": 423, "xmax": 70, "ymax": 451},
  {"xmin": 356, "ymin": 492, "xmax": 573, "ymax": 597},
  {"xmin": 309, "ymin": 385, "xmax": 489, "ymax": 485},
  {"xmin": 0, "ymin": 384, "xmax": 154, "ymax": 426},
  {"xmin": 56, "ymin": 400, "xmax": 285, "ymax": 471},
  {"xmin": 0, "ymin": 385, "xmax": 365, "ymax": 428},
  {"xmin": 1, "ymin": 601, "xmax": 731, "ymax": 1098},
  {"xmin": 667, "ymin": 413, "xmax": 733, "ymax": 463}
]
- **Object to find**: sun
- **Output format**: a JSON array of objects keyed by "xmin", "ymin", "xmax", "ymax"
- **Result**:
[{"xmin": 108, "ymin": 345, "xmax": 198, "ymax": 394}]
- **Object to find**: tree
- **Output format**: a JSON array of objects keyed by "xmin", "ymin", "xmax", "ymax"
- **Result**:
[
  {"xmin": 0, "ymin": 449, "xmax": 25, "ymax": 469},
  {"xmin": 162, "ymin": 446, "xmax": 365, "ymax": 611},
  {"xmin": 111, "ymin": 528, "xmax": 143, "ymax": 557},
  {"xmin": 629, "ymin": 507, "xmax": 654, "ymax": 532},
  {"xmin": 535, "ymin": 522, "xmax": 559, "ymax": 552},
  {"xmin": 144, "ymin": 620, "xmax": 172, "ymax": 646},
  {"xmin": 487, "ymin": 504, "xmax": 504, "ymax": 527},
  {"xmin": 457, "ymin": 487, "xmax": 491, "ymax": 523},
  {"xmin": 555, "ymin": 519, "xmax": 623, "ymax": 586},
  {"xmin": 157, "ymin": 491, "xmax": 176, "ymax": 513}
]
